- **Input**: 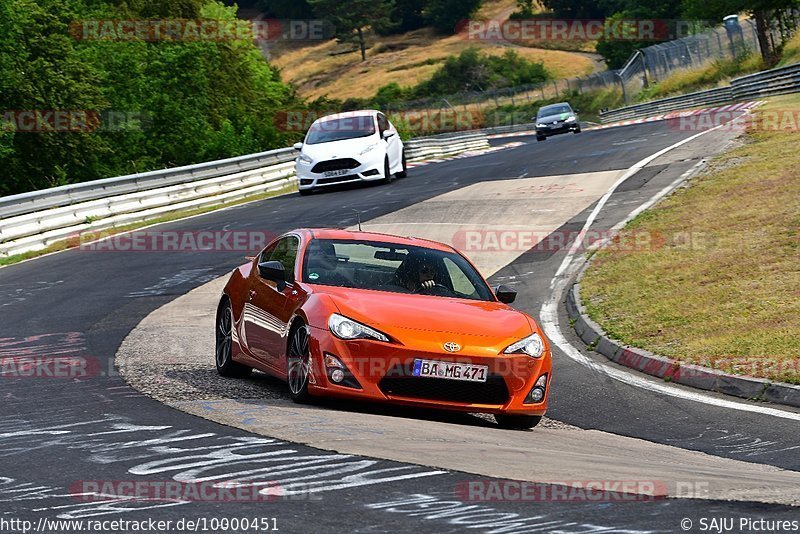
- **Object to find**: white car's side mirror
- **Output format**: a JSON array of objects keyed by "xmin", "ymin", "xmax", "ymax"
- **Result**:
[
  {"xmin": 382, "ymin": 131, "xmax": 394, "ymax": 140},
  {"xmin": 293, "ymin": 142, "xmax": 303, "ymax": 150}
]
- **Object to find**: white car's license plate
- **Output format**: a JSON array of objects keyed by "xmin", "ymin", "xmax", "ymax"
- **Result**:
[
  {"xmin": 323, "ymin": 169, "xmax": 348, "ymax": 177},
  {"xmin": 412, "ymin": 359, "xmax": 488, "ymax": 382}
]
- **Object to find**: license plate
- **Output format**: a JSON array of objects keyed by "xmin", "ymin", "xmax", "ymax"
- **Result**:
[
  {"xmin": 323, "ymin": 169, "xmax": 348, "ymax": 177},
  {"xmin": 412, "ymin": 359, "xmax": 488, "ymax": 383}
]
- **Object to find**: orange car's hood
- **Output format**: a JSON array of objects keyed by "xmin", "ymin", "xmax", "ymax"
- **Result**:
[{"xmin": 318, "ymin": 286, "xmax": 535, "ymax": 355}]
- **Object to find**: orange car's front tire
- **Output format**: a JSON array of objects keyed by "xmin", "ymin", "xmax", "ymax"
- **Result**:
[
  {"xmin": 287, "ymin": 323, "xmax": 312, "ymax": 403},
  {"xmin": 495, "ymin": 414, "xmax": 542, "ymax": 430}
]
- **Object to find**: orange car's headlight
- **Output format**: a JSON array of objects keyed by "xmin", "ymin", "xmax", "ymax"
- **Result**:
[
  {"xmin": 328, "ymin": 313, "xmax": 389, "ymax": 342},
  {"xmin": 503, "ymin": 333, "xmax": 545, "ymax": 358}
]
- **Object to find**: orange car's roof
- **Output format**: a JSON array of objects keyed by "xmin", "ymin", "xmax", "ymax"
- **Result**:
[{"xmin": 301, "ymin": 228, "xmax": 455, "ymax": 252}]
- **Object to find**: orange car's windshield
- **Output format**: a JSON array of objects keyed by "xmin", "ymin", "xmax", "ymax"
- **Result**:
[{"xmin": 302, "ymin": 239, "xmax": 495, "ymax": 301}]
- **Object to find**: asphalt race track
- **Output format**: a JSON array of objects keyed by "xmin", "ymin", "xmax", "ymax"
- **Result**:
[{"xmin": 1, "ymin": 119, "xmax": 798, "ymax": 533}]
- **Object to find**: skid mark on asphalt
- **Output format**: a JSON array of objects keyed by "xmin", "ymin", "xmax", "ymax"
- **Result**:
[
  {"xmin": 365, "ymin": 494, "xmax": 665, "ymax": 534},
  {"xmin": 667, "ymin": 430, "xmax": 800, "ymax": 459},
  {"xmin": 0, "ymin": 413, "xmax": 445, "ymax": 519},
  {"xmin": 0, "ymin": 332, "xmax": 85, "ymax": 357},
  {"xmin": 0, "ymin": 280, "xmax": 64, "ymax": 307},
  {"xmin": 126, "ymin": 268, "xmax": 218, "ymax": 298}
]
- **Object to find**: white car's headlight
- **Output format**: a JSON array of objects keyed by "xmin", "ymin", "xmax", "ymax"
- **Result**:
[
  {"xmin": 566, "ymin": 116, "xmax": 576, "ymax": 122},
  {"xmin": 329, "ymin": 313, "xmax": 389, "ymax": 342},
  {"xmin": 298, "ymin": 153, "xmax": 312, "ymax": 164},
  {"xmin": 504, "ymin": 332, "xmax": 545, "ymax": 358},
  {"xmin": 359, "ymin": 142, "xmax": 380, "ymax": 155}
]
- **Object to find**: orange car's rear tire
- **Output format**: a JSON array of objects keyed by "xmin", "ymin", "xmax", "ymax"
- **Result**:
[
  {"xmin": 287, "ymin": 323, "xmax": 312, "ymax": 403},
  {"xmin": 215, "ymin": 299, "xmax": 251, "ymax": 378},
  {"xmin": 495, "ymin": 414, "xmax": 542, "ymax": 430}
]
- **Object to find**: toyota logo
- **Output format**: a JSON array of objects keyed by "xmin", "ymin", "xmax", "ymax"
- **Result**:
[{"xmin": 443, "ymin": 342, "xmax": 461, "ymax": 353}]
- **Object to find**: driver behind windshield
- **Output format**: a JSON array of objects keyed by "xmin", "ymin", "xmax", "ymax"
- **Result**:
[{"xmin": 395, "ymin": 253, "xmax": 438, "ymax": 292}]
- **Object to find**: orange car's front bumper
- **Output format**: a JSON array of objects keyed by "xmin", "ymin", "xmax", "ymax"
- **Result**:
[{"xmin": 306, "ymin": 327, "xmax": 552, "ymax": 416}]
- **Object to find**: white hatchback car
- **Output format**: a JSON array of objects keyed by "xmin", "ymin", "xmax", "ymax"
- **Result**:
[{"xmin": 293, "ymin": 110, "xmax": 406, "ymax": 195}]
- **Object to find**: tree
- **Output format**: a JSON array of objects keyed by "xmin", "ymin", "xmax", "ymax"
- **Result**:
[
  {"xmin": 540, "ymin": 0, "xmax": 607, "ymax": 19},
  {"xmin": 593, "ymin": 0, "xmax": 684, "ymax": 68},
  {"xmin": 682, "ymin": 0, "xmax": 800, "ymax": 65},
  {"xmin": 422, "ymin": 0, "xmax": 483, "ymax": 34},
  {"xmin": 309, "ymin": 0, "xmax": 395, "ymax": 61},
  {"xmin": 515, "ymin": 0, "xmax": 536, "ymax": 17},
  {"xmin": 255, "ymin": 0, "xmax": 315, "ymax": 19},
  {"xmin": 383, "ymin": 0, "xmax": 426, "ymax": 34},
  {"xmin": 0, "ymin": 0, "xmax": 303, "ymax": 196}
]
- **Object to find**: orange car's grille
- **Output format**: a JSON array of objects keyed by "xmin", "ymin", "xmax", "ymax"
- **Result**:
[{"xmin": 378, "ymin": 372, "xmax": 509, "ymax": 405}]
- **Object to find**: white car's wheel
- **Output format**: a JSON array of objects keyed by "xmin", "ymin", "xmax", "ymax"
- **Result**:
[
  {"xmin": 396, "ymin": 150, "xmax": 407, "ymax": 178},
  {"xmin": 383, "ymin": 158, "xmax": 393, "ymax": 184}
]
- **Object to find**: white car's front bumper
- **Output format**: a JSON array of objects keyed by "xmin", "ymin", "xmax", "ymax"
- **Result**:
[{"xmin": 296, "ymin": 149, "xmax": 387, "ymax": 191}]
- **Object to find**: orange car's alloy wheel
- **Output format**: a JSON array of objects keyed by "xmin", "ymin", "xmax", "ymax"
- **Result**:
[{"xmin": 287, "ymin": 324, "xmax": 312, "ymax": 402}]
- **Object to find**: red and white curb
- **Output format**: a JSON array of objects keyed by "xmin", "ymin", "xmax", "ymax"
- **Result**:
[
  {"xmin": 590, "ymin": 101, "xmax": 764, "ymax": 130},
  {"xmin": 485, "ymin": 101, "xmax": 765, "ymax": 139},
  {"xmin": 406, "ymin": 141, "xmax": 524, "ymax": 169}
]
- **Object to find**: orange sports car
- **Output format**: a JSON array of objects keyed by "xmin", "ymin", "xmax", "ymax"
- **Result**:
[{"xmin": 216, "ymin": 229, "xmax": 552, "ymax": 429}]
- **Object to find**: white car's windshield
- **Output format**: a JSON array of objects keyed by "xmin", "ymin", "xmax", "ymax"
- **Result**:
[{"xmin": 305, "ymin": 116, "xmax": 376, "ymax": 144}]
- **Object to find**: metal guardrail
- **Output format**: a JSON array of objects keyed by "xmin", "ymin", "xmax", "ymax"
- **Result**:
[
  {"xmin": 599, "ymin": 87, "xmax": 733, "ymax": 123},
  {"xmin": 0, "ymin": 132, "xmax": 491, "ymax": 258},
  {"xmin": 0, "ymin": 148, "xmax": 298, "ymax": 220},
  {"xmin": 600, "ymin": 62, "xmax": 800, "ymax": 123},
  {"xmin": 731, "ymin": 61, "xmax": 800, "ymax": 99},
  {"xmin": 405, "ymin": 132, "xmax": 489, "ymax": 160}
]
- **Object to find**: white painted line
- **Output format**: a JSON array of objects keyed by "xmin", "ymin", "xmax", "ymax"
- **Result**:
[
  {"xmin": 541, "ymin": 287, "xmax": 800, "ymax": 422},
  {"xmin": 541, "ymin": 110, "xmax": 800, "ymax": 421},
  {"xmin": 551, "ymin": 118, "xmax": 733, "ymax": 284},
  {"xmin": 595, "ymin": 159, "xmax": 707, "ymax": 248}
]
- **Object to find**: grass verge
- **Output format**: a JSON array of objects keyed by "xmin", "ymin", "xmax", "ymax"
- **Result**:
[
  {"xmin": 580, "ymin": 94, "xmax": 800, "ymax": 385},
  {"xmin": 636, "ymin": 53, "xmax": 764, "ymax": 102},
  {"xmin": 779, "ymin": 31, "xmax": 800, "ymax": 66},
  {"xmin": 0, "ymin": 183, "xmax": 297, "ymax": 268}
]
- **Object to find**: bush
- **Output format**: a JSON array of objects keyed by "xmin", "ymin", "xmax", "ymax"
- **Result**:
[
  {"xmin": 373, "ymin": 83, "xmax": 410, "ymax": 107},
  {"xmin": 411, "ymin": 48, "xmax": 549, "ymax": 98}
]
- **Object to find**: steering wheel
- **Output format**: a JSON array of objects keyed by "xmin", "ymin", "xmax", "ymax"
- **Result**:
[{"xmin": 413, "ymin": 281, "xmax": 456, "ymax": 296}]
